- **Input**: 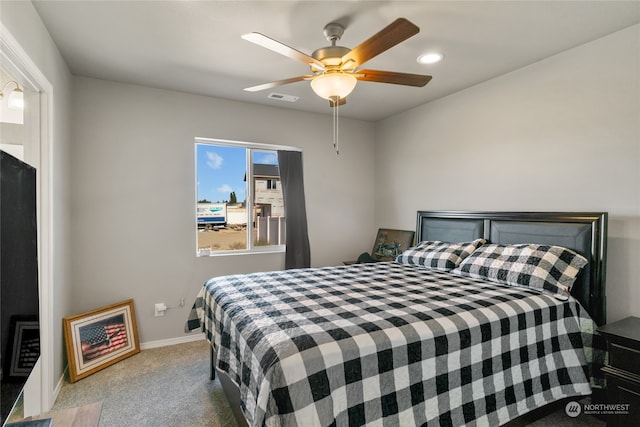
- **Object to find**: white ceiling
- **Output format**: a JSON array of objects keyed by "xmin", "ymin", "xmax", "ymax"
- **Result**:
[{"xmin": 33, "ymin": 1, "xmax": 640, "ymax": 121}]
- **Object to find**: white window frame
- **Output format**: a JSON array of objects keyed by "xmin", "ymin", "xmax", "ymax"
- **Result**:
[{"xmin": 194, "ymin": 137, "xmax": 300, "ymax": 256}]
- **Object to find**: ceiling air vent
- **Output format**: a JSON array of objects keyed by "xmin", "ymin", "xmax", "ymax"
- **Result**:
[{"xmin": 268, "ymin": 93, "xmax": 299, "ymax": 103}]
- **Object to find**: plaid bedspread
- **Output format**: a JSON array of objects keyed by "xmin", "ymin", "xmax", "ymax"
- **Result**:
[{"xmin": 186, "ymin": 261, "xmax": 603, "ymax": 427}]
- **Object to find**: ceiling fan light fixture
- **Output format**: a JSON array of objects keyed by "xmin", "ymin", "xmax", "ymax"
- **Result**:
[
  {"xmin": 310, "ymin": 72, "xmax": 357, "ymax": 100},
  {"xmin": 417, "ymin": 52, "xmax": 444, "ymax": 65}
]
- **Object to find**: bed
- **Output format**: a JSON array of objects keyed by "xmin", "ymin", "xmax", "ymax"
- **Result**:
[{"xmin": 186, "ymin": 211, "xmax": 607, "ymax": 426}]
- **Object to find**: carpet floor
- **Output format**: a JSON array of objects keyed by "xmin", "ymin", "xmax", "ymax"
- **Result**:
[
  {"xmin": 51, "ymin": 339, "xmax": 604, "ymax": 427},
  {"xmin": 52, "ymin": 339, "xmax": 237, "ymax": 427}
]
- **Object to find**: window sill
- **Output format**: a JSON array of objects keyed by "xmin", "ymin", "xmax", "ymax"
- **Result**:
[{"xmin": 197, "ymin": 245, "xmax": 286, "ymax": 257}]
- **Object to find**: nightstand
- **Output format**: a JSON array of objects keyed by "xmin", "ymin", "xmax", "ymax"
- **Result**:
[{"xmin": 597, "ymin": 316, "xmax": 640, "ymax": 427}]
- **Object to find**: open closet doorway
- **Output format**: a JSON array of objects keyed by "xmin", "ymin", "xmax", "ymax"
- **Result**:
[{"xmin": 1, "ymin": 26, "xmax": 53, "ymax": 421}]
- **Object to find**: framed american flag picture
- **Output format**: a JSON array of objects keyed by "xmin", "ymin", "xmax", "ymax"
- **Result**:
[{"xmin": 63, "ymin": 299, "xmax": 140, "ymax": 383}]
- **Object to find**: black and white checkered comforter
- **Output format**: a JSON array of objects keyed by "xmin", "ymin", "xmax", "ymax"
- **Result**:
[{"xmin": 186, "ymin": 261, "xmax": 602, "ymax": 427}]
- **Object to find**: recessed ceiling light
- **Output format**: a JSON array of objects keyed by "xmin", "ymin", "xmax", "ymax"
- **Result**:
[{"xmin": 417, "ymin": 52, "xmax": 444, "ymax": 65}]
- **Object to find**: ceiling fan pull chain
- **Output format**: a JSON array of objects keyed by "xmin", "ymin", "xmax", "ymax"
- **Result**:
[
  {"xmin": 333, "ymin": 97, "xmax": 340, "ymax": 156},
  {"xmin": 332, "ymin": 97, "xmax": 339, "ymax": 155}
]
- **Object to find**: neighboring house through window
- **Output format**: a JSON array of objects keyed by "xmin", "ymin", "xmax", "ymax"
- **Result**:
[{"xmin": 251, "ymin": 165, "xmax": 284, "ymax": 218}]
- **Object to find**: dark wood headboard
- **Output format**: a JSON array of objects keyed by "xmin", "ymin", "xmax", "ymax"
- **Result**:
[{"xmin": 416, "ymin": 211, "xmax": 608, "ymax": 325}]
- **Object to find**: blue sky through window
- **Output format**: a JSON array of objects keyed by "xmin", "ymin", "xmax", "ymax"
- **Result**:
[{"xmin": 196, "ymin": 144, "xmax": 278, "ymax": 203}]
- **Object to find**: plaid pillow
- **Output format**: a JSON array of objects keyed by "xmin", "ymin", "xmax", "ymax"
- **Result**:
[
  {"xmin": 453, "ymin": 244, "xmax": 588, "ymax": 295},
  {"xmin": 395, "ymin": 239, "xmax": 486, "ymax": 271}
]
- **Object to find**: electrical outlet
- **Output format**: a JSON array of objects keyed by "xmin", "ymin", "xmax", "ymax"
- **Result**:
[{"xmin": 154, "ymin": 303, "xmax": 167, "ymax": 317}]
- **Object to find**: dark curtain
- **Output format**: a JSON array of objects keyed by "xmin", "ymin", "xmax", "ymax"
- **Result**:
[{"xmin": 277, "ymin": 150, "xmax": 311, "ymax": 269}]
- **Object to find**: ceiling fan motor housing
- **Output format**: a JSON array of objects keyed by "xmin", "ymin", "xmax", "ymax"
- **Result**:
[
  {"xmin": 312, "ymin": 46, "xmax": 351, "ymax": 67},
  {"xmin": 310, "ymin": 22, "xmax": 351, "ymax": 69}
]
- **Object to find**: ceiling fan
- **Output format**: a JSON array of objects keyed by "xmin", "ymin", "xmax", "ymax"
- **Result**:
[{"xmin": 242, "ymin": 18, "xmax": 432, "ymax": 107}]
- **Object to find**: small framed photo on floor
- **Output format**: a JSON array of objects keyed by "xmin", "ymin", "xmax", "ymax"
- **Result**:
[{"xmin": 63, "ymin": 299, "xmax": 140, "ymax": 383}]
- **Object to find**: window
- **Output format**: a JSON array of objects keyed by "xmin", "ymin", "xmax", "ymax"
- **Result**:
[{"xmin": 195, "ymin": 138, "xmax": 287, "ymax": 255}]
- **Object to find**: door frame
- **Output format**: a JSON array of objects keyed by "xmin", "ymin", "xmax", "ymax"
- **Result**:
[{"xmin": 1, "ymin": 23, "xmax": 55, "ymax": 414}]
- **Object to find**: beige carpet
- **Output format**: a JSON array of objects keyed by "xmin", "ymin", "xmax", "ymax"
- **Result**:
[
  {"xmin": 51, "ymin": 339, "xmax": 604, "ymax": 427},
  {"xmin": 52, "ymin": 339, "xmax": 237, "ymax": 427}
]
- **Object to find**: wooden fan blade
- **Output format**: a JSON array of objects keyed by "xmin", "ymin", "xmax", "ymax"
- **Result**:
[
  {"xmin": 356, "ymin": 70, "xmax": 432, "ymax": 87},
  {"xmin": 242, "ymin": 33, "xmax": 325, "ymax": 70},
  {"xmin": 244, "ymin": 75, "xmax": 312, "ymax": 92},
  {"xmin": 341, "ymin": 18, "xmax": 419, "ymax": 68}
]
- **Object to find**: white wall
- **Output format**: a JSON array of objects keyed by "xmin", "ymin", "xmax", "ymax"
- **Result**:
[
  {"xmin": 375, "ymin": 25, "xmax": 640, "ymax": 323},
  {"xmin": 70, "ymin": 77, "xmax": 375, "ymax": 343},
  {"xmin": 0, "ymin": 0, "xmax": 74, "ymax": 409}
]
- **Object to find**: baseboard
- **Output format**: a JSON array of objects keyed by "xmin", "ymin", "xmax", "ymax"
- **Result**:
[
  {"xmin": 51, "ymin": 366, "xmax": 68, "ymax": 410},
  {"xmin": 140, "ymin": 332, "xmax": 205, "ymax": 350}
]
